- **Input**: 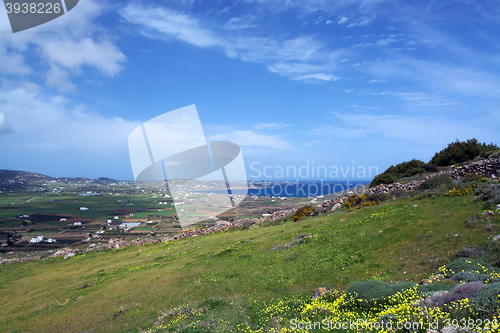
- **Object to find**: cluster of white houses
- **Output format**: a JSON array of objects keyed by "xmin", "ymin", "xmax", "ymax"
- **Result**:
[{"xmin": 29, "ymin": 235, "xmax": 56, "ymax": 243}]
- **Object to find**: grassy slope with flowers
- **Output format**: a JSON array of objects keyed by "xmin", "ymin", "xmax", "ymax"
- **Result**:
[{"xmin": 0, "ymin": 188, "xmax": 499, "ymax": 332}]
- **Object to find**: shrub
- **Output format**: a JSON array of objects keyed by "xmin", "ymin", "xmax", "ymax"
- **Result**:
[
  {"xmin": 429, "ymin": 139, "xmax": 498, "ymax": 166},
  {"xmin": 367, "ymin": 193, "xmax": 391, "ymax": 202},
  {"xmin": 290, "ymin": 205, "xmax": 313, "ymax": 222},
  {"xmin": 285, "ymin": 233, "xmax": 311, "ymax": 249},
  {"xmin": 465, "ymin": 213, "xmax": 481, "ymax": 228},
  {"xmin": 199, "ymin": 297, "xmax": 227, "ymax": 310},
  {"xmin": 345, "ymin": 194, "xmax": 384, "ymax": 210},
  {"xmin": 471, "ymin": 283, "xmax": 500, "ymax": 319},
  {"xmin": 240, "ymin": 221, "xmax": 252, "ymax": 230},
  {"xmin": 451, "ymin": 272, "xmax": 491, "ymax": 283},
  {"xmin": 460, "ymin": 173, "xmax": 484, "ymax": 184},
  {"xmin": 370, "ymin": 159, "xmax": 427, "ymax": 187},
  {"xmin": 444, "ymin": 258, "xmax": 499, "ymax": 278},
  {"xmin": 417, "ymin": 283, "xmax": 454, "ymax": 295},
  {"xmin": 475, "ymin": 184, "xmax": 500, "ymax": 204},
  {"xmin": 423, "ymin": 163, "xmax": 438, "ymax": 172},
  {"xmin": 418, "ymin": 174, "xmax": 453, "ymax": 191},
  {"xmin": 345, "ymin": 280, "xmax": 414, "ymax": 308}
]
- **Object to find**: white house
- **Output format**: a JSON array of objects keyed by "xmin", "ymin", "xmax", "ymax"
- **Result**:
[
  {"xmin": 60, "ymin": 218, "xmax": 67, "ymax": 221},
  {"xmin": 47, "ymin": 238, "xmax": 57, "ymax": 243},
  {"xmin": 74, "ymin": 222, "xmax": 82, "ymax": 226},
  {"xmin": 107, "ymin": 219, "xmax": 112, "ymax": 223},
  {"xmin": 80, "ymin": 207, "xmax": 89, "ymax": 211},
  {"xmin": 29, "ymin": 236, "xmax": 44, "ymax": 243}
]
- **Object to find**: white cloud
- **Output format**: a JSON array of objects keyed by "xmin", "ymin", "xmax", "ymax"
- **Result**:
[
  {"xmin": 120, "ymin": 4, "xmax": 343, "ymax": 81},
  {"xmin": 0, "ymin": 83, "xmax": 139, "ymax": 153},
  {"xmin": 293, "ymin": 73, "xmax": 341, "ymax": 81},
  {"xmin": 208, "ymin": 130, "xmax": 293, "ymax": 150},
  {"xmin": 254, "ymin": 123, "xmax": 292, "ymax": 130},
  {"xmin": 0, "ymin": 112, "xmax": 13, "ymax": 134},
  {"xmin": 38, "ymin": 38, "xmax": 126, "ymax": 76},
  {"xmin": 122, "ymin": 5, "xmax": 219, "ymax": 48},
  {"xmin": 346, "ymin": 17, "xmax": 372, "ymax": 28},
  {"xmin": 225, "ymin": 15, "xmax": 258, "ymax": 30},
  {"xmin": 338, "ymin": 17, "xmax": 349, "ymax": 24},
  {"xmin": 267, "ymin": 62, "xmax": 332, "ymax": 76},
  {"xmin": 0, "ymin": 48, "xmax": 31, "ymax": 74},
  {"xmin": 0, "ymin": 0, "xmax": 126, "ymax": 91},
  {"xmin": 45, "ymin": 64, "xmax": 77, "ymax": 92}
]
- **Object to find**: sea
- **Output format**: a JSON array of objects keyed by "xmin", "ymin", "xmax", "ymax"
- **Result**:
[{"xmin": 195, "ymin": 180, "xmax": 369, "ymax": 198}]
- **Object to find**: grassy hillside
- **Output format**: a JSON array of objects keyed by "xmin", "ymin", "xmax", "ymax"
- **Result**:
[{"xmin": 1, "ymin": 192, "xmax": 499, "ymax": 332}]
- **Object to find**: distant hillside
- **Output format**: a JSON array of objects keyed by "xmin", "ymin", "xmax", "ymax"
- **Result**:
[{"xmin": 0, "ymin": 170, "xmax": 119, "ymax": 191}]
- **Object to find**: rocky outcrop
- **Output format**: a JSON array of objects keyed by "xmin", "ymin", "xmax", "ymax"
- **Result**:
[{"xmin": 450, "ymin": 158, "xmax": 500, "ymax": 180}]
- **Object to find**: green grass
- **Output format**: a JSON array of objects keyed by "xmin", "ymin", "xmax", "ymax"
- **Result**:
[{"xmin": 0, "ymin": 194, "xmax": 498, "ymax": 332}]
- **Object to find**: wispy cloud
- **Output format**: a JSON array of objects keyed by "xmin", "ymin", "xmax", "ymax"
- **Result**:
[
  {"xmin": 308, "ymin": 112, "xmax": 493, "ymax": 144},
  {"xmin": 225, "ymin": 15, "xmax": 258, "ymax": 30},
  {"xmin": 293, "ymin": 73, "xmax": 341, "ymax": 82},
  {"xmin": 368, "ymin": 57, "xmax": 499, "ymax": 99},
  {"xmin": 208, "ymin": 130, "xmax": 293, "ymax": 150},
  {"xmin": 346, "ymin": 17, "xmax": 372, "ymax": 28},
  {"xmin": 120, "ymin": 4, "xmax": 343, "ymax": 81},
  {"xmin": 254, "ymin": 123, "xmax": 292, "ymax": 130}
]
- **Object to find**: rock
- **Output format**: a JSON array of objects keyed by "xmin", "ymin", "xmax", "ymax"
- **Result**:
[
  {"xmin": 419, "ymin": 279, "xmax": 430, "ymax": 285},
  {"xmin": 331, "ymin": 203, "xmax": 341, "ymax": 212},
  {"xmin": 413, "ymin": 204, "xmax": 418, "ymax": 207},
  {"xmin": 484, "ymin": 210, "xmax": 494, "ymax": 216},
  {"xmin": 496, "ymin": 204, "xmax": 500, "ymax": 210},
  {"xmin": 312, "ymin": 287, "xmax": 327, "ymax": 300},
  {"xmin": 64, "ymin": 253, "xmax": 75, "ymax": 259},
  {"xmin": 492, "ymin": 234, "xmax": 500, "ymax": 243}
]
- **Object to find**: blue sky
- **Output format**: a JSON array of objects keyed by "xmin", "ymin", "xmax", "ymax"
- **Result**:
[{"xmin": 0, "ymin": 0, "xmax": 498, "ymax": 181}]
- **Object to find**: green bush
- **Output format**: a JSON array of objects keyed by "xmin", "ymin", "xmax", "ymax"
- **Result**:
[
  {"xmin": 370, "ymin": 159, "xmax": 426, "ymax": 187},
  {"xmin": 445, "ymin": 258, "xmax": 499, "ymax": 278},
  {"xmin": 475, "ymin": 184, "xmax": 500, "ymax": 204},
  {"xmin": 418, "ymin": 174, "xmax": 453, "ymax": 191},
  {"xmin": 471, "ymin": 283, "xmax": 500, "ymax": 319},
  {"xmin": 367, "ymin": 193, "xmax": 391, "ymax": 202},
  {"xmin": 345, "ymin": 280, "xmax": 414, "ymax": 308},
  {"xmin": 451, "ymin": 272, "xmax": 492, "ymax": 283},
  {"xmin": 416, "ymin": 283, "xmax": 454, "ymax": 296},
  {"xmin": 430, "ymin": 139, "xmax": 498, "ymax": 166},
  {"xmin": 199, "ymin": 297, "xmax": 227, "ymax": 310}
]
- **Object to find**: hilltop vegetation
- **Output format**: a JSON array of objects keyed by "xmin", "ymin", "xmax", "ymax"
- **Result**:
[
  {"xmin": 431, "ymin": 139, "xmax": 499, "ymax": 167},
  {"xmin": 370, "ymin": 139, "xmax": 499, "ymax": 188}
]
